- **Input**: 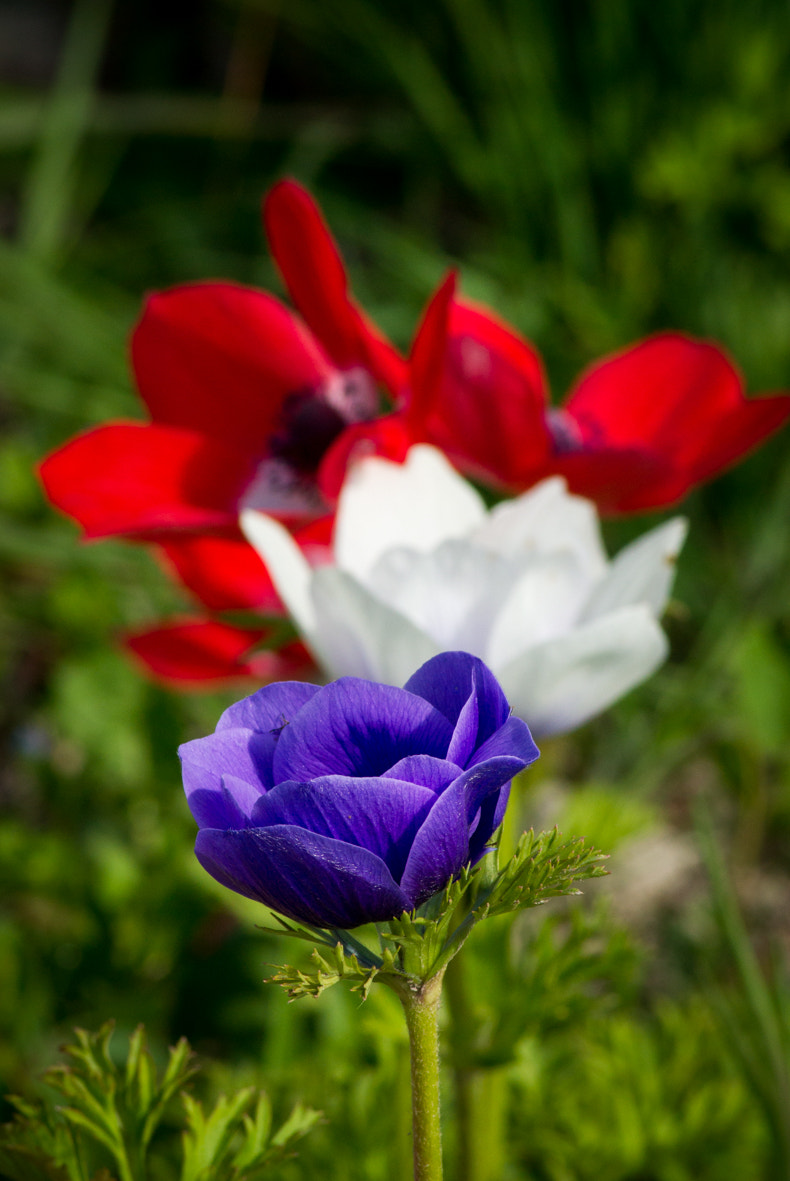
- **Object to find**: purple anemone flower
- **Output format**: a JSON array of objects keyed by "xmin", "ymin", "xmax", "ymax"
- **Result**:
[{"xmin": 179, "ymin": 651, "xmax": 539, "ymax": 929}]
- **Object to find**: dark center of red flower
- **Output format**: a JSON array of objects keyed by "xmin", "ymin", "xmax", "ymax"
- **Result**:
[
  {"xmin": 269, "ymin": 368, "xmax": 379, "ymax": 475},
  {"xmin": 269, "ymin": 393, "xmax": 348, "ymax": 474},
  {"xmin": 240, "ymin": 368, "xmax": 380, "ymax": 519}
]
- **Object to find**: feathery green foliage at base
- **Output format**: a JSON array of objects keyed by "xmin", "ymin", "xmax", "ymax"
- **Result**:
[{"xmin": 0, "ymin": 1024, "xmax": 319, "ymax": 1181}]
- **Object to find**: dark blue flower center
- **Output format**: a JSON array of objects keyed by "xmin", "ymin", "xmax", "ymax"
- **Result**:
[
  {"xmin": 269, "ymin": 368, "xmax": 379, "ymax": 474},
  {"xmin": 269, "ymin": 393, "xmax": 347, "ymax": 473}
]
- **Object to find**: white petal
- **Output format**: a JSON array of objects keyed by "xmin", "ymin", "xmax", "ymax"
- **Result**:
[
  {"xmin": 486, "ymin": 551, "xmax": 592, "ymax": 669},
  {"xmin": 366, "ymin": 539, "xmax": 513, "ymax": 650},
  {"xmin": 469, "ymin": 476, "xmax": 608, "ymax": 583},
  {"xmin": 581, "ymin": 517, "xmax": 687, "ymax": 623},
  {"xmin": 310, "ymin": 567, "xmax": 440, "ymax": 685},
  {"xmin": 494, "ymin": 604, "xmax": 668, "ymax": 736},
  {"xmin": 240, "ymin": 510, "xmax": 316, "ymax": 636},
  {"xmin": 334, "ymin": 444, "xmax": 486, "ymax": 583}
]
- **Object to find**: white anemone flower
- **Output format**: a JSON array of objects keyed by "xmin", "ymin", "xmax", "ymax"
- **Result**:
[{"xmin": 241, "ymin": 445, "xmax": 686, "ymax": 736}]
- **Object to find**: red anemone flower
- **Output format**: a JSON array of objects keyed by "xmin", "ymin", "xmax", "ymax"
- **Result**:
[
  {"xmin": 39, "ymin": 181, "xmax": 408, "ymax": 681},
  {"xmin": 40, "ymin": 183, "xmax": 406, "ymax": 605},
  {"xmin": 321, "ymin": 273, "xmax": 790, "ymax": 514}
]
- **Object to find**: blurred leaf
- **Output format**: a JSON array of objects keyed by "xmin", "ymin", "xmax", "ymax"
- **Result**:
[
  {"xmin": 696, "ymin": 807, "xmax": 790, "ymax": 1177},
  {"xmin": 19, "ymin": 0, "xmax": 115, "ymax": 263},
  {"xmin": 554, "ymin": 784, "xmax": 660, "ymax": 852},
  {"xmin": 728, "ymin": 621, "xmax": 790, "ymax": 756}
]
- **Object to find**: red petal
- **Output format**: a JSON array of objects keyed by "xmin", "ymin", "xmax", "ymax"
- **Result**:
[
  {"xmin": 564, "ymin": 332, "xmax": 790, "ymax": 508},
  {"xmin": 293, "ymin": 513, "xmax": 334, "ymax": 550},
  {"xmin": 407, "ymin": 270, "xmax": 457, "ymax": 430},
  {"xmin": 247, "ymin": 638, "xmax": 315, "ymax": 682},
  {"xmin": 568, "ymin": 393, "xmax": 790, "ymax": 514},
  {"xmin": 156, "ymin": 517, "xmax": 335, "ymax": 612},
  {"xmin": 157, "ymin": 533, "xmax": 284, "ymax": 612},
  {"xmin": 264, "ymin": 180, "xmax": 408, "ymax": 396},
  {"xmin": 408, "ymin": 284, "xmax": 551, "ymax": 488},
  {"xmin": 124, "ymin": 619, "xmax": 315, "ymax": 686},
  {"xmin": 550, "ymin": 448, "xmax": 678, "ymax": 514},
  {"xmin": 317, "ymin": 413, "xmax": 416, "ymax": 502},
  {"xmin": 681, "ymin": 392, "xmax": 790, "ymax": 486},
  {"xmin": 565, "ymin": 333, "xmax": 742, "ymax": 454},
  {"xmin": 39, "ymin": 422, "xmax": 251, "ymax": 539},
  {"xmin": 131, "ymin": 282, "xmax": 333, "ymax": 455}
]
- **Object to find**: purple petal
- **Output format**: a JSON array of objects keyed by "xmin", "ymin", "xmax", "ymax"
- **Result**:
[
  {"xmin": 185, "ymin": 773, "xmax": 264, "ymax": 829},
  {"xmin": 483, "ymin": 735, "xmax": 536, "ymax": 839},
  {"xmin": 382, "ymin": 755, "xmax": 461, "ymax": 791},
  {"xmin": 455, "ymin": 757, "xmax": 526, "ymax": 826},
  {"xmin": 215, "ymin": 682, "xmax": 321, "ymax": 787},
  {"xmin": 457, "ymin": 757, "xmax": 524, "ymax": 861},
  {"xmin": 468, "ymin": 787, "xmax": 511, "ymax": 864},
  {"xmin": 399, "ymin": 776, "xmax": 469, "ymax": 908},
  {"xmin": 272, "ymin": 678, "xmax": 453, "ymax": 782},
  {"xmin": 250, "ymin": 776, "xmax": 436, "ymax": 881},
  {"xmin": 466, "ymin": 722, "xmax": 539, "ymax": 857},
  {"xmin": 446, "ymin": 686, "xmax": 479, "ymax": 767},
  {"xmin": 398, "ymin": 753, "xmax": 528, "ymax": 906},
  {"xmin": 195, "ymin": 826, "xmax": 411, "ymax": 927},
  {"xmin": 223, "ymin": 774, "xmax": 266, "ymax": 824},
  {"xmin": 217, "ymin": 681, "xmax": 320, "ymax": 732},
  {"xmin": 404, "ymin": 652, "xmax": 510, "ymax": 754},
  {"xmin": 180, "ymin": 729, "xmax": 272, "ymax": 819},
  {"xmin": 467, "ymin": 716, "xmax": 539, "ymax": 769}
]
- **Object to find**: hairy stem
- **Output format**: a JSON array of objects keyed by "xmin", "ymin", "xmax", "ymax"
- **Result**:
[{"xmin": 399, "ymin": 972, "xmax": 446, "ymax": 1181}]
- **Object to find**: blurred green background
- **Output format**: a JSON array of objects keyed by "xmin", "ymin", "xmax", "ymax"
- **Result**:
[{"xmin": 2, "ymin": 1, "xmax": 790, "ymax": 1177}]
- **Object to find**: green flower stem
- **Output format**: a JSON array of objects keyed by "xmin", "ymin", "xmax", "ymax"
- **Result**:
[
  {"xmin": 444, "ymin": 955, "xmax": 508, "ymax": 1181},
  {"xmin": 398, "ymin": 972, "xmax": 446, "ymax": 1181},
  {"xmin": 459, "ymin": 1069, "xmax": 508, "ymax": 1181}
]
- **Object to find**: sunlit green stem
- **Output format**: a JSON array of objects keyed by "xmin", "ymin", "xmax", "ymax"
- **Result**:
[{"xmin": 398, "ymin": 972, "xmax": 446, "ymax": 1181}]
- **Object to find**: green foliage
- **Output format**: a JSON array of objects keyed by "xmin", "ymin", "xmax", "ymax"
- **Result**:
[
  {"xmin": 265, "ymin": 829, "xmax": 607, "ymax": 1000},
  {"xmin": 696, "ymin": 809, "xmax": 790, "ymax": 1178},
  {"xmin": 446, "ymin": 904, "xmax": 639, "ymax": 1073},
  {"xmin": 512, "ymin": 998, "xmax": 765, "ymax": 1181},
  {"xmin": 0, "ymin": 1024, "xmax": 319, "ymax": 1181},
  {"xmin": 180, "ymin": 1090, "xmax": 319, "ymax": 1181}
]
